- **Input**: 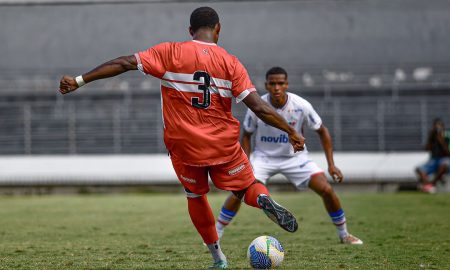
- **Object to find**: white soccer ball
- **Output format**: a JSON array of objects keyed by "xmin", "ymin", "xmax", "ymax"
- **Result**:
[{"xmin": 247, "ymin": 235, "xmax": 285, "ymax": 269}]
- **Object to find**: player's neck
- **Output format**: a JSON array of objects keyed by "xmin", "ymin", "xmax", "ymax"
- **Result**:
[
  {"xmin": 193, "ymin": 30, "xmax": 217, "ymax": 44},
  {"xmin": 270, "ymin": 95, "xmax": 287, "ymax": 109}
]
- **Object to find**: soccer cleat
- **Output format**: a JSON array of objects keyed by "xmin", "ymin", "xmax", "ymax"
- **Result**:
[
  {"xmin": 209, "ymin": 260, "xmax": 228, "ymax": 269},
  {"xmin": 257, "ymin": 194, "xmax": 298, "ymax": 233},
  {"xmin": 421, "ymin": 183, "xmax": 437, "ymax": 194},
  {"xmin": 340, "ymin": 234, "xmax": 363, "ymax": 245}
]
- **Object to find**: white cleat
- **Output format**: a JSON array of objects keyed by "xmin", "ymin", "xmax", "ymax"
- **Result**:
[
  {"xmin": 421, "ymin": 184, "xmax": 437, "ymax": 194},
  {"xmin": 340, "ymin": 234, "xmax": 363, "ymax": 245}
]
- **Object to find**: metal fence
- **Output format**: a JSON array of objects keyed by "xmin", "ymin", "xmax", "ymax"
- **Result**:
[{"xmin": 1, "ymin": 91, "xmax": 449, "ymax": 155}]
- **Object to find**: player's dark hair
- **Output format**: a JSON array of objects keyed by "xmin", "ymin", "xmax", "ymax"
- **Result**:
[
  {"xmin": 266, "ymin": 67, "xmax": 288, "ymax": 80},
  {"xmin": 190, "ymin": 7, "xmax": 220, "ymax": 33}
]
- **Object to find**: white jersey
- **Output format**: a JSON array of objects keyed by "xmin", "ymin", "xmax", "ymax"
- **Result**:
[{"xmin": 243, "ymin": 92, "xmax": 322, "ymax": 157}]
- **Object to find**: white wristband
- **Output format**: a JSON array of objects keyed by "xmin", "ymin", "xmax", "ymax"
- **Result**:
[{"xmin": 75, "ymin": 75, "xmax": 86, "ymax": 87}]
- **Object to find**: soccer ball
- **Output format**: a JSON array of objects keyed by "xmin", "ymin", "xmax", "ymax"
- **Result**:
[{"xmin": 247, "ymin": 235, "xmax": 284, "ymax": 269}]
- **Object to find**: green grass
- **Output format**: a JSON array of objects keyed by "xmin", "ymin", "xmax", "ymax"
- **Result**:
[{"xmin": 0, "ymin": 192, "xmax": 449, "ymax": 269}]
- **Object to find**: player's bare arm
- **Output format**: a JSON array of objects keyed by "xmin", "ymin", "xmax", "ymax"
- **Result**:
[
  {"xmin": 241, "ymin": 131, "xmax": 253, "ymax": 157},
  {"xmin": 59, "ymin": 55, "xmax": 138, "ymax": 94},
  {"xmin": 243, "ymin": 91, "xmax": 304, "ymax": 152},
  {"xmin": 316, "ymin": 124, "xmax": 344, "ymax": 182}
]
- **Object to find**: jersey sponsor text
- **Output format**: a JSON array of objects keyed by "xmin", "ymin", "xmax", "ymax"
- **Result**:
[{"xmin": 260, "ymin": 134, "xmax": 289, "ymax": 143}]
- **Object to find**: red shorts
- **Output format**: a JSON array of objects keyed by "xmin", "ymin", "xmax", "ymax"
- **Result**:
[{"xmin": 170, "ymin": 149, "xmax": 255, "ymax": 195}]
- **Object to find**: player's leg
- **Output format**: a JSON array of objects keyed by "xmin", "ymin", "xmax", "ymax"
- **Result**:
[
  {"xmin": 211, "ymin": 152, "xmax": 297, "ymax": 233},
  {"xmin": 416, "ymin": 166, "xmax": 429, "ymax": 185},
  {"xmin": 215, "ymin": 155, "xmax": 273, "ymax": 238},
  {"xmin": 282, "ymin": 156, "xmax": 362, "ymax": 244},
  {"xmin": 170, "ymin": 155, "xmax": 227, "ymax": 268},
  {"xmin": 185, "ymin": 190, "xmax": 227, "ymax": 268},
  {"xmin": 431, "ymin": 158, "xmax": 449, "ymax": 186},
  {"xmin": 231, "ymin": 180, "xmax": 298, "ymax": 233},
  {"xmin": 418, "ymin": 159, "xmax": 438, "ymax": 193},
  {"xmin": 308, "ymin": 173, "xmax": 363, "ymax": 244},
  {"xmin": 215, "ymin": 193, "xmax": 241, "ymax": 239}
]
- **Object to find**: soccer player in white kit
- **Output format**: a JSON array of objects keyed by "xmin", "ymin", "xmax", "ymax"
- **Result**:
[{"xmin": 215, "ymin": 67, "xmax": 363, "ymax": 244}]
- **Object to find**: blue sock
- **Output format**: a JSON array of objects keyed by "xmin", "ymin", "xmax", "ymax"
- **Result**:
[
  {"xmin": 329, "ymin": 209, "xmax": 348, "ymax": 238},
  {"xmin": 216, "ymin": 207, "xmax": 237, "ymax": 235}
]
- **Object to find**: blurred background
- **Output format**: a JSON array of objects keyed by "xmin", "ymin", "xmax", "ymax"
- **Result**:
[{"xmin": 0, "ymin": 0, "xmax": 449, "ymax": 191}]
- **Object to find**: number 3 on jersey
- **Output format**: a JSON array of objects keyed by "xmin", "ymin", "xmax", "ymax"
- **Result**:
[{"xmin": 192, "ymin": 71, "xmax": 211, "ymax": 109}]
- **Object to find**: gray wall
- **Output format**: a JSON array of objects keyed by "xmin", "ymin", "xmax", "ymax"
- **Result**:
[{"xmin": 1, "ymin": 0, "xmax": 450, "ymax": 71}]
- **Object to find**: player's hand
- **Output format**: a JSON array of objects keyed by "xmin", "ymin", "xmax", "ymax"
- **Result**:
[
  {"xmin": 288, "ymin": 131, "xmax": 305, "ymax": 152},
  {"xmin": 329, "ymin": 165, "xmax": 343, "ymax": 183},
  {"xmin": 59, "ymin": 75, "xmax": 78, "ymax": 94}
]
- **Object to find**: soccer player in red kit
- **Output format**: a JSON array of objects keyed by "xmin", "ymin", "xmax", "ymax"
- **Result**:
[{"xmin": 59, "ymin": 7, "xmax": 304, "ymax": 269}]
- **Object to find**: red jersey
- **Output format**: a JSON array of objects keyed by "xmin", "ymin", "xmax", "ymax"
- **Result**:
[{"xmin": 135, "ymin": 40, "xmax": 256, "ymax": 166}]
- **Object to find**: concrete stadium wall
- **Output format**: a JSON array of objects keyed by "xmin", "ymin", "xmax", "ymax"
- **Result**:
[
  {"xmin": 0, "ymin": 152, "xmax": 440, "ymax": 185},
  {"xmin": 0, "ymin": 0, "xmax": 449, "ymax": 71}
]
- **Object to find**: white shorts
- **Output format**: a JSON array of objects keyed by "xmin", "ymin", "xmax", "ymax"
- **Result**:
[{"xmin": 250, "ymin": 154, "xmax": 324, "ymax": 190}]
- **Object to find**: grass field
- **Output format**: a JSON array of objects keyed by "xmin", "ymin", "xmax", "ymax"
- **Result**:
[{"xmin": 0, "ymin": 192, "xmax": 449, "ymax": 269}]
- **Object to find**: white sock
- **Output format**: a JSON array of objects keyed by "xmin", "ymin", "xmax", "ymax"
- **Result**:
[
  {"xmin": 215, "ymin": 222, "xmax": 225, "ymax": 238},
  {"xmin": 216, "ymin": 207, "xmax": 237, "ymax": 238},
  {"xmin": 207, "ymin": 241, "xmax": 227, "ymax": 263},
  {"xmin": 336, "ymin": 222, "xmax": 349, "ymax": 239},
  {"xmin": 329, "ymin": 209, "xmax": 349, "ymax": 239}
]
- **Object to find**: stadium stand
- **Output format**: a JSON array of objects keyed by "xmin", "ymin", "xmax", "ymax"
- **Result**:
[{"xmin": 1, "ymin": 78, "xmax": 449, "ymax": 155}]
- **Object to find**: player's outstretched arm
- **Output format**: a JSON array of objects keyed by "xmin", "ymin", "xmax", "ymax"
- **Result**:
[
  {"xmin": 243, "ymin": 92, "xmax": 304, "ymax": 152},
  {"xmin": 59, "ymin": 55, "xmax": 138, "ymax": 94},
  {"xmin": 316, "ymin": 124, "xmax": 344, "ymax": 182}
]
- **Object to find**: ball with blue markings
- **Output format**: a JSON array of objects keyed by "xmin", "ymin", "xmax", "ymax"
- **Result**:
[{"xmin": 247, "ymin": 235, "xmax": 284, "ymax": 269}]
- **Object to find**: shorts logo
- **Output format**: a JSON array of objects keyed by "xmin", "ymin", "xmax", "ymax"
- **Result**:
[
  {"xmin": 228, "ymin": 164, "xmax": 245, "ymax": 176},
  {"xmin": 180, "ymin": 175, "xmax": 196, "ymax": 184}
]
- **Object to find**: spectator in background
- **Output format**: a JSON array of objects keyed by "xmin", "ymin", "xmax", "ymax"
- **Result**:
[{"xmin": 416, "ymin": 118, "xmax": 450, "ymax": 193}]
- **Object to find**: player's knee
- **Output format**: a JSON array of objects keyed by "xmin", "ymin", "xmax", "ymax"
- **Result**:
[
  {"xmin": 232, "ymin": 179, "xmax": 262, "ymax": 199},
  {"xmin": 228, "ymin": 193, "xmax": 242, "ymax": 203},
  {"xmin": 223, "ymin": 193, "xmax": 242, "ymax": 210},
  {"xmin": 321, "ymin": 184, "xmax": 335, "ymax": 199},
  {"xmin": 232, "ymin": 189, "xmax": 246, "ymax": 200}
]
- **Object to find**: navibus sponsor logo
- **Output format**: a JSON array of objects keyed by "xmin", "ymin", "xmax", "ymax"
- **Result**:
[
  {"xmin": 180, "ymin": 175, "xmax": 196, "ymax": 184},
  {"xmin": 260, "ymin": 134, "xmax": 289, "ymax": 143}
]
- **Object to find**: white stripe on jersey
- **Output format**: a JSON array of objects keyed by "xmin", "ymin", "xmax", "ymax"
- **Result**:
[
  {"xmin": 163, "ymin": 71, "xmax": 232, "ymax": 90},
  {"xmin": 134, "ymin": 53, "xmax": 146, "ymax": 75},
  {"xmin": 161, "ymin": 80, "xmax": 233, "ymax": 98},
  {"xmin": 236, "ymin": 88, "xmax": 256, "ymax": 103}
]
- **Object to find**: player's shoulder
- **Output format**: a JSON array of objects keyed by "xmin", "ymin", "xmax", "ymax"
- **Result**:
[
  {"xmin": 187, "ymin": 41, "xmax": 238, "ymax": 63},
  {"xmin": 209, "ymin": 43, "xmax": 235, "ymax": 56},
  {"xmin": 153, "ymin": 41, "xmax": 175, "ymax": 48},
  {"xmin": 287, "ymin": 92, "xmax": 313, "ymax": 107},
  {"xmin": 145, "ymin": 41, "xmax": 177, "ymax": 55},
  {"xmin": 216, "ymin": 47, "xmax": 241, "ymax": 67},
  {"xmin": 261, "ymin": 93, "xmax": 270, "ymax": 101},
  {"xmin": 162, "ymin": 40, "xmax": 201, "ymax": 50}
]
